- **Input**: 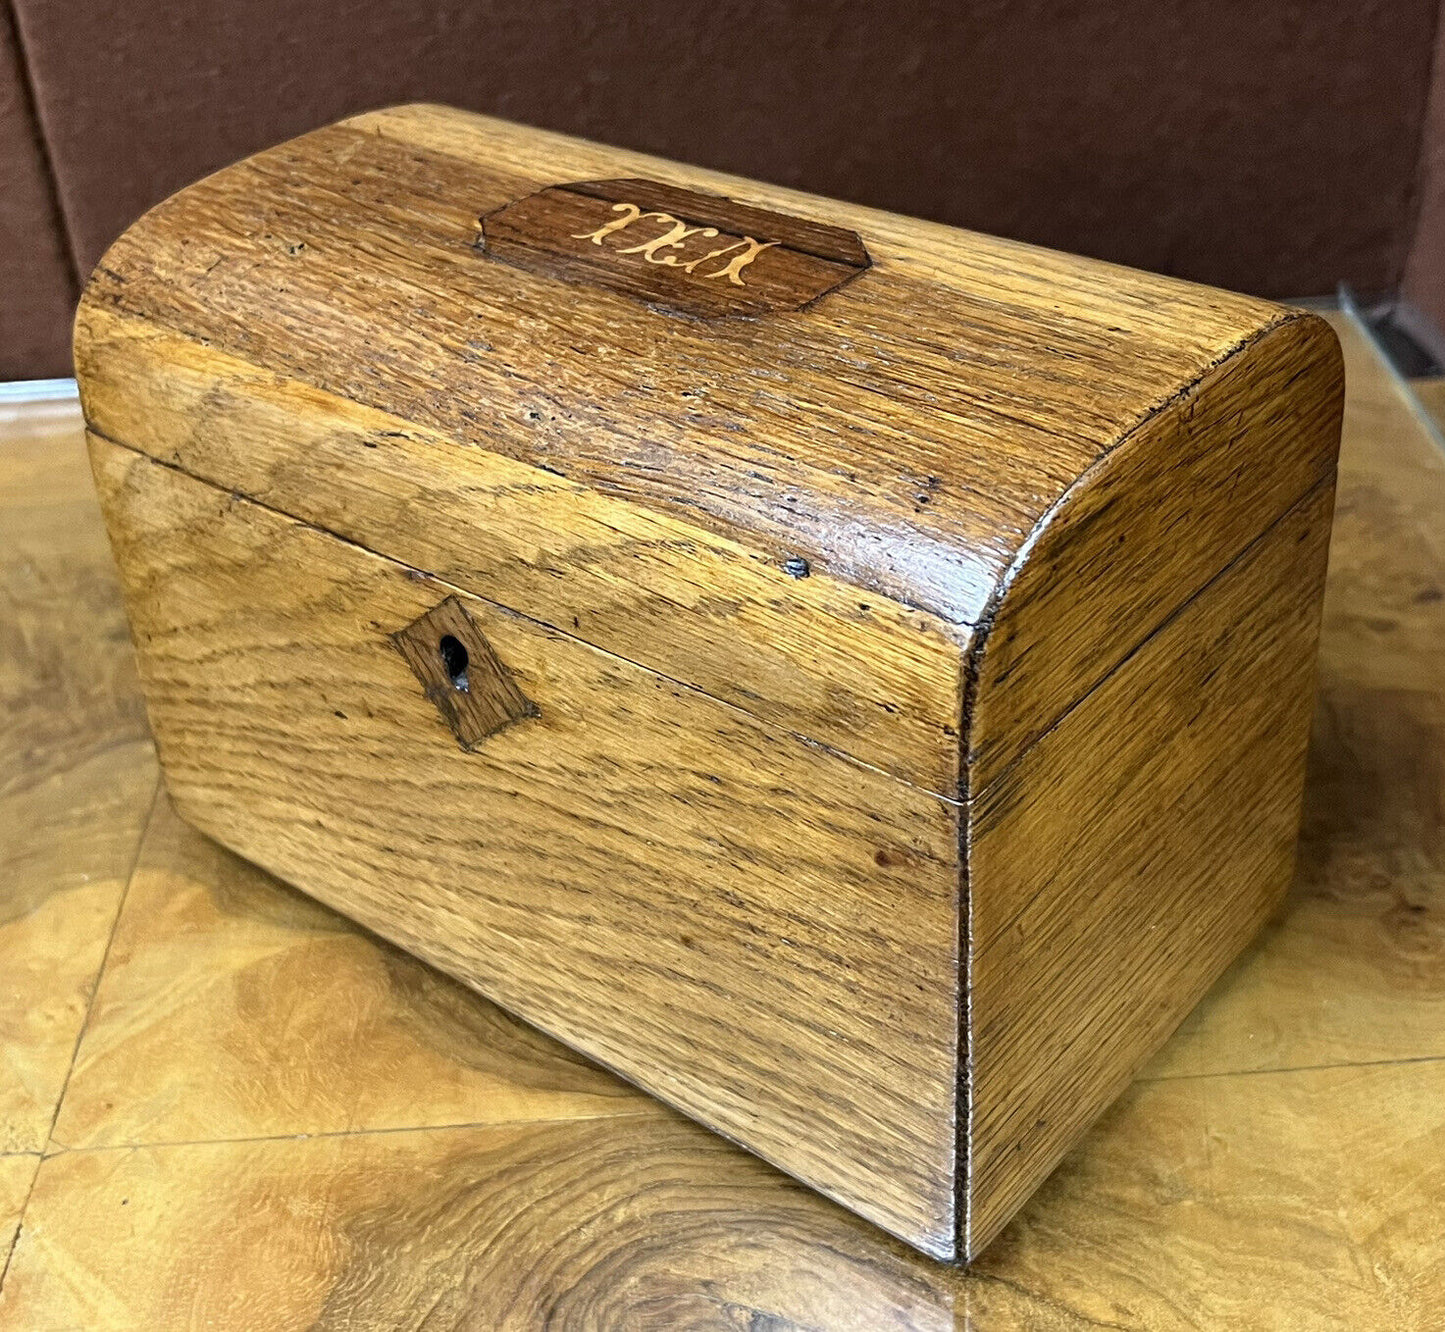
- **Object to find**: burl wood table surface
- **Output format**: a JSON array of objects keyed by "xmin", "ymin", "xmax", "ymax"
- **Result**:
[{"xmin": 0, "ymin": 308, "xmax": 1441, "ymax": 1330}]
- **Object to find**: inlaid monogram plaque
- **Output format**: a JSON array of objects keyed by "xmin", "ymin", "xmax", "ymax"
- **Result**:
[{"xmin": 479, "ymin": 178, "xmax": 871, "ymax": 318}]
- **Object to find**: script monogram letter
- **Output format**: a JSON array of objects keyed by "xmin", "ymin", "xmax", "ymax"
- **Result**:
[
  {"xmin": 690, "ymin": 237, "xmax": 781, "ymax": 285},
  {"xmin": 618, "ymin": 216, "xmax": 721, "ymax": 263},
  {"xmin": 572, "ymin": 202, "xmax": 648, "ymax": 245}
]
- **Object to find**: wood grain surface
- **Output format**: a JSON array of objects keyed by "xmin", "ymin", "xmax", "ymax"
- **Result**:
[
  {"xmin": 0, "ymin": 401, "xmax": 157, "ymax": 1155},
  {"xmin": 966, "ymin": 482, "xmax": 1334, "ymax": 1250},
  {"xmin": 391, "ymin": 595, "xmax": 540, "ymax": 749},
  {"xmin": 73, "ymin": 102, "xmax": 1319, "ymax": 795},
  {"xmin": 49, "ymin": 797, "xmax": 635, "ymax": 1150},
  {"xmin": 0, "ymin": 303, "xmax": 1441, "ymax": 1323},
  {"xmin": 0, "ymin": 1159, "xmax": 33, "ymax": 1283},
  {"xmin": 481, "ymin": 177, "xmax": 871, "ymax": 318},
  {"xmin": 75, "ymin": 309, "xmax": 967, "ymax": 795},
  {"xmin": 1147, "ymin": 318, "xmax": 1445, "ymax": 1084},
  {"xmin": 10, "ymin": 1060, "xmax": 1445, "ymax": 1332},
  {"xmin": 966, "ymin": 312, "xmax": 1341, "ymax": 788},
  {"xmin": 77, "ymin": 103, "xmax": 1289, "ymax": 629},
  {"xmin": 88, "ymin": 431, "xmax": 963, "ymax": 1252},
  {"xmin": 73, "ymin": 105, "xmax": 1345, "ymax": 1256}
]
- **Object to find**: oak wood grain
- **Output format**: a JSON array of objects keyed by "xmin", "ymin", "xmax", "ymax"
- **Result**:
[
  {"xmin": 76, "ymin": 105, "xmax": 1289, "ymax": 630},
  {"xmin": 966, "ymin": 312, "xmax": 1342, "ymax": 789},
  {"xmin": 88, "ymin": 432, "xmax": 964, "ymax": 1254},
  {"xmin": 1144, "ymin": 312, "xmax": 1445, "ymax": 1081},
  {"xmin": 72, "ymin": 104, "xmax": 1344, "ymax": 1257},
  {"xmin": 74, "ymin": 311, "xmax": 967, "ymax": 794},
  {"xmin": 967, "ymin": 481, "xmax": 1334, "ymax": 1250},
  {"xmin": 49, "ymin": 795, "xmax": 636, "ymax": 1151},
  {"xmin": 73, "ymin": 102, "xmax": 1321, "ymax": 795},
  {"xmin": 0, "ymin": 307, "xmax": 1439, "ymax": 1325}
]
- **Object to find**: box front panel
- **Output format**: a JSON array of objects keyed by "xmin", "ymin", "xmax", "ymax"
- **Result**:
[{"xmin": 90, "ymin": 433, "xmax": 964, "ymax": 1257}]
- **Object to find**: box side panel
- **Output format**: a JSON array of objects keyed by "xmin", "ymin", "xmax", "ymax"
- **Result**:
[
  {"xmin": 966, "ymin": 313, "xmax": 1344, "ymax": 792},
  {"xmin": 75, "ymin": 309, "xmax": 967, "ymax": 798},
  {"xmin": 89, "ymin": 432, "xmax": 964, "ymax": 1258},
  {"xmin": 965, "ymin": 480, "xmax": 1335, "ymax": 1255}
]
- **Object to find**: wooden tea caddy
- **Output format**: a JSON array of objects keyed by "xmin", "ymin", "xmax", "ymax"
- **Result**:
[{"xmin": 75, "ymin": 104, "xmax": 1343, "ymax": 1261}]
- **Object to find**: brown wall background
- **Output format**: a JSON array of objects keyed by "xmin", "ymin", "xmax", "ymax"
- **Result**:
[
  {"xmin": 1406, "ymin": 4, "xmax": 1445, "ymax": 332},
  {"xmin": 0, "ymin": 2, "xmax": 74, "ymax": 378},
  {"xmin": 4, "ymin": 0, "xmax": 1445, "ymax": 378}
]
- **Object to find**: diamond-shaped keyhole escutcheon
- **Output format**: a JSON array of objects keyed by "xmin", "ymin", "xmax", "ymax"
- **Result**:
[{"xmin": 392, "ymin": 596, "xmax": 538, "ymax": 750}]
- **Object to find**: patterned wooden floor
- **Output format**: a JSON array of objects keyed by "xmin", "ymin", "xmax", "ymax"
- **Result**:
[{"xmin": 1, "ymin": 310, "xmax": 1441, "ymax": 1330}]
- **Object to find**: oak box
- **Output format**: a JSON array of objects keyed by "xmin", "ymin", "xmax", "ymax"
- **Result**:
[{"xmin": 76, "ymin": 104, "xmax": 1343, "ymax": 1261}]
